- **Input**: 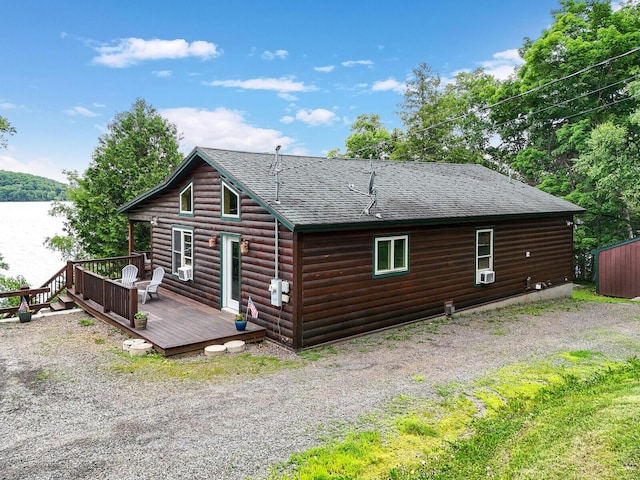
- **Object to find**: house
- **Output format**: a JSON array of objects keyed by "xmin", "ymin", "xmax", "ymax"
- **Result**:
[
  {"xmin": 591, "ymin": 237, "xmax": 640, "ymax": 299},
  {"xmin": 118, "ymin": 147, "xmax": 585, "ymax": 350}
]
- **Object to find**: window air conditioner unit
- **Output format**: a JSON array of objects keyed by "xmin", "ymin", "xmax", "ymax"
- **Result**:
[
  {"xmin": 177, "ymin": 266, "xmax": 193, "ymax": 281},
  {"xmin": 478, "ymin": 270, "xmax": 495, "ymax": 284}
]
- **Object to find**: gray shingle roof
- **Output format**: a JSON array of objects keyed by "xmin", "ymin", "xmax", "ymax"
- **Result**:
[
  {"xmin": 120, "ymin": 147, "xmax": 585, "ymax": 231},
  {"xmin": 197, "ymin": 148, "xmax": 584, "ymax": 230}
]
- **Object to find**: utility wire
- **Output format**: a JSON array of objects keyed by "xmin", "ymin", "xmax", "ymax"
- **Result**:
[{"xmin": 340, "ymin": 45, "xmax": 640, "ymax": 159}]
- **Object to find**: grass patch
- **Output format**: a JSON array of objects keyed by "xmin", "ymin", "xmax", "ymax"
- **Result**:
[
  {"xmin": 573, "ymin": 286, "xmax": 635, "ymax": 304},
  {"xmin": 299, "ymin": 345, "xmax": 338, "ymax": 361},
  {"xmin": 78, "ymin": 318, "xmax": 95, "ymax": 327},
  {"xmin": 109, "ymin": 351, "xmax": 299, "ymax": 382},
  {"xmin": 267, "ymin": 353, "xmax": 640, "ymax": 480},
  {"xmin": 419, "ymin": 359, "xmax": 640, "ymax": 479}
]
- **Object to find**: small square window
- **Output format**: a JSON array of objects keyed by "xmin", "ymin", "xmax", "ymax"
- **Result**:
[
  {"xmin": 179, "ymin": 183, "xmax": 193, "ymax": 215},
  {"xmin": 374, "ymin": 235, "xmax": 409, "ymax": 277}
]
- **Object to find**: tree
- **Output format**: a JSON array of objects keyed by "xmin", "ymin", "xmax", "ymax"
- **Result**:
[
  {"xmin": 0, "ymin": 253, "xmax": 28, "ymax": 308},
  {"xmin": 342, "ymin": 114, "xmax": 394, "ymax": 159},
  {"xmin": 49, "ymin": 98, "xmax": 183, "ymax": 258},
  {"xmin": 488, "ymin": 0, "xmax": 640, "ymax": 277},
  {"xmin": 394, "ymin": 64, "xmax": 498, "ymax": 164},
  {"xmin": 0, "ymin": 115, "xmax": 16, "ymax": 149}
]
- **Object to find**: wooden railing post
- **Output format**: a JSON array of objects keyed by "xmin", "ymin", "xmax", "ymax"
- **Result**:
[{"xmin": 66, "ymin": 260, "xmax": 74, "ymax": 289}]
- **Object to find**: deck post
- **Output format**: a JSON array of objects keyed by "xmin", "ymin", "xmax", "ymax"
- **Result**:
[
  {"xmin": 127, "ymin": 221, "xmax": 135, "ymax": 255},
  {"xmin": 65, "ymin": 260, "xmax": 74, "ymax": 289}
]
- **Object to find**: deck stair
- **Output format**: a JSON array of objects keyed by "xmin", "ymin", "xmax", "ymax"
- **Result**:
[{"xmin": 49, "ymin": 294, "xmax": 77, "ymax": 312}]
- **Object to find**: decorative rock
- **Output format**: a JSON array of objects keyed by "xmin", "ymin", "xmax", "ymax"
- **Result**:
[
  {"xmin": 223, "ymin": 340, "xmax": 245, "ymax": 353},
  {"xmin": 204, "ymin": 344, "xmax": 227, "ymax": 356},
  {"xmin": 129, "ymin": 342, "xmax": 154, "ymax": 356},
  {"xmin": 122, "ymin": 338, "xmax": 145, "ymax": 352}
]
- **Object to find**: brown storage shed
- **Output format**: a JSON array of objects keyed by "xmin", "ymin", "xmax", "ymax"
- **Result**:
[{"xmin": 592, "ymin": 237, "xmax": 640, "ymax": 299}]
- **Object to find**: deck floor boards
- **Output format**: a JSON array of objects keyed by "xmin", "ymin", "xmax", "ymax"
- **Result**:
[{"xmin": 69, "ymin": 287, "xmax": 265, "ymax": 356}]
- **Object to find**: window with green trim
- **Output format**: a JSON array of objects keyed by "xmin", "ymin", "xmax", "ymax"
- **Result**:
[
  {"xmin": 374, "ymin": 235, "xmax": 408, "ymax": 276},
  {"xmin": 179, "ymin": 182, "xmax": 193, "ymax": 215},
  {"xmin": 221, "ymin": 181, "xmax": 240, "ymax": 219},
  {"xmin": 172, "ymin": 227, "xmax": 193, "ymax": 275},
  {"xmin": 476, "ymin": 229, "xmax": 494, "ymax": 272}
]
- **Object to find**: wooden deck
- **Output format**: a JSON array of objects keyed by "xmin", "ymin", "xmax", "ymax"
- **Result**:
[{"xmin": 69, "ymin": 287, "xmax": 266, "ymax": 356}]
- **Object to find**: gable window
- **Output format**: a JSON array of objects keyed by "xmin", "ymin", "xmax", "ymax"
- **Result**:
[
  {"xmin": 172, "ymin": 226, "xmax": 193, "ymax": 276},
  {"xmin": 374, "ymin": 235, "xmax": 409, "ymax": 277},
  {"xmin": 179, "ymin": 182, "xmax": 193, "ymax": 215},
  {"xmin": 221, "ymin": 181, "xmax": 240, "ymax": 219},
  {"xmin": 476, "ymin": 228, "xmax": 494, "ymax": 277}
]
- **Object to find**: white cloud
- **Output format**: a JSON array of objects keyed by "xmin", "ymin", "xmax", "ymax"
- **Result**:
[
  {"xmin": 371, "ymin": 78, "xmax": 406, "ymax": 94},
  {"xmin": 203, "ymin": 76, "xmax": 317, "ymax": 93},
  {"xmin": 295, "ymin": 108, "xmax": 338, "ymax": 126},
  {"xmin": 0, "ymin": 102, "xmax": 19, "ymax": 110},
  {"xmin": 64, "ymin": 106, "xmax": 100, "ymax": 117},
  {"xmin": 314, "ymin": 65, "xmax": 335, "ymax": 73},
  {"xmin": 479, "ymin": 48, "xmax": 524, "ymax": 80},
  {"xmin": 261, "ymin": 49, "xmax": 288, "ymax": 60},
  {"xmin": 280, "ymin": 115, "xmax": 294, "ymax": 124},
  {"xmin": 341, "ymin": 60, "xmax": 374, "ymax": 67},
  {"xmin": 161, "ymin": 107, "xmax": 294, "ymax": 152},
  {"xmin": 92, "ymin": 38, "xmax": 221, "ymax": 68},
  {"xmin": 152, "ymin": 70, "xmax": 173, "ymax": 78}
]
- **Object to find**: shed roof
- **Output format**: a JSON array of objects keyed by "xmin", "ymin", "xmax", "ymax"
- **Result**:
[{"xmin": 119, "ymin": 147, "xmax": 585, "ymax": 231}]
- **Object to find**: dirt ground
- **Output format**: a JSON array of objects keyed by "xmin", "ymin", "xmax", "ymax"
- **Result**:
[{"xmin": 1, "ymin": 299, "xmax": 639, "ymax": 479}]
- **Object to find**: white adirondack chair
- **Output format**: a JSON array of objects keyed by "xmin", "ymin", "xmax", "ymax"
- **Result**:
[
  {"xmin": 118, "ymin": 264, "xmax": 138, "ymax": 286},
  {"xmin": 136, "ymin": 267, "xmax": 165, "ymax": 304}
]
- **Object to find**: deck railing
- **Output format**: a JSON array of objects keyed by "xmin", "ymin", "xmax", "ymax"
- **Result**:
[
  {"xmin": 0, "ymin": 287, "xmax": 51, "ymax": 318},
  {"xmin": 74, "ymin": 266, "xmax": 138, "ymax": 327},
  {"xmin": 1, "ymin": 253, "xmax": 145, "ymax": 319}
]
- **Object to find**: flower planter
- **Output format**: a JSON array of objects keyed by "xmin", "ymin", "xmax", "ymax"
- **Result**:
[
  {"xmin": 134, "ymin": 316, "xmax": 148, "ymax": 329},
  {"xmin": 18, "ymin": 312, "xmax": 32, "ymax": 323},
  {"xmin": 234, "ymin": 320, "xmax": 247, "ymax": 331}
]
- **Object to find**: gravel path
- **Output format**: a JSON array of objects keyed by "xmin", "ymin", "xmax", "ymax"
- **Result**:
[{"xmin": 1, "ymin": 299, "xmax": 639, "ymax": 480}]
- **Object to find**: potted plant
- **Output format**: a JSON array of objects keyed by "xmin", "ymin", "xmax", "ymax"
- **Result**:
[
  {"xmin": 134, "ymin": 311, "xmax": 149, "ymax": 329},
  {"xmin": 234, "ymin": 313, "xmax": 247, "ymax": 331},
  {"xmin": 18, "ymin": 306, "xmax": 33, "ymax": 323}
]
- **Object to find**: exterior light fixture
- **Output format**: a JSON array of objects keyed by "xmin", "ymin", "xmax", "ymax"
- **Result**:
[
  {"xmin": 150, "ymin": 216, "xmax": 159, "ymax": 227},
  {"xmin": 209, "ymin": 234, "xmax": 217, "ymax": 247},
  {"xmin": 240, "ymin": 239, "xmax": 249, "ymax": 254}
]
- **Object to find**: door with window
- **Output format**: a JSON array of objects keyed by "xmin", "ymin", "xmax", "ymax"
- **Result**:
[{"xmin": 222, "ymin": 236, "xmax": 240, "ymax": 312}]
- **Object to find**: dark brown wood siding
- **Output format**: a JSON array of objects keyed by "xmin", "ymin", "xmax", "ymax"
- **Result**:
[
  {"xmin": 297, "ymin": 216, "xmax": 575, "ymax": 348},
  {"xmin": 596, "ymin": 239, "xmax": 640, "ymax": 299},
  {"xmin": 127, "ymin": 160, "xmax": 295, "ymax": 344}
]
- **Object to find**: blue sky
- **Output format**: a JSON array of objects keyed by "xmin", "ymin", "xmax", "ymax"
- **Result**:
[{"xmin": 1, "ymin": 0, "xmax": 564, "ymax": 182}]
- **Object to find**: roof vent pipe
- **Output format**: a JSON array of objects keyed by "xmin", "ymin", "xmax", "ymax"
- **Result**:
[{"xmin": 275, "ymin": 145, "xmax": 281, "ymax": 203}]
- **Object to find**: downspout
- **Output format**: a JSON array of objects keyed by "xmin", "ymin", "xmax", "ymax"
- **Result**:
[
  {"xmin": 274, "ymin": 145, "xmax": 281, "ymax": 279},
  {"xmin": 275, "ymin": 218, "xmax": 279, "ymax": 279}
]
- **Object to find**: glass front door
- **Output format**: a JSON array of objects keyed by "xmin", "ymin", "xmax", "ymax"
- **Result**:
[{"xmin": 222, "ymin": 236, "xmax": 240, "ymax": 312}]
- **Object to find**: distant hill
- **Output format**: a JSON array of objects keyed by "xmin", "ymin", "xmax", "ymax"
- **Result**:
[{"xmin": 0, "ymin": 170, "xmax": 68, "ymax": 201}]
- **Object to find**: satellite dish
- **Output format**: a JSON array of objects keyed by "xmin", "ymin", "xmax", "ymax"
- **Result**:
[{"xmin": 368, "ymin": 171, "xmax": 376, "ymax": 195}]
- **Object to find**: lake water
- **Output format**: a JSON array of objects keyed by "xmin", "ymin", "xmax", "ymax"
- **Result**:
[{"xmin": 0, "ymin": 202, "xmax": 67, "ymax": 286}]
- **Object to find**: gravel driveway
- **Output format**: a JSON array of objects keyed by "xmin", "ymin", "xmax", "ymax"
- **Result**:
[{"xmin": 1, "ymin": 298, "xmax": 639, "ymax": 480}]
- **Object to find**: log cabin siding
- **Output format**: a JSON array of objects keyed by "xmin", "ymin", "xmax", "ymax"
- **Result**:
[
  {"xmin": 127, "ymin": 160, "xmax": 296, "ymax": 344},
  {"xmin": 121, "ymin": 151, "xmax": 581, "ymax": 351},
  {"xmin": 297, "ymin": 216, "xmax": 574, "ymax": 348}
]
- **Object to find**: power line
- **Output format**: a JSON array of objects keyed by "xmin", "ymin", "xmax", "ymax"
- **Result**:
[{"xmin": 340, "ymin": 45, "xmax": 640, "ymax": 159}]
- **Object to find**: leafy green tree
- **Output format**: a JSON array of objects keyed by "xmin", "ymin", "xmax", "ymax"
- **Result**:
[
  {"xmin": 0, "ymin": 115, "xmax": 16, "ymax": 149},
  {"xmin": 394, "ymin": 64, "xmax": 498, "ymax": 164},
  {"xmin": 0, "ymin": 253, "xmax": 28, "ymax": 308},
  {"xmin": 342, "ymin": 114, "xmax": 394, "ymax": 159},
  {"xmin": 488, "ymin": 0, "xmax": 640, "ymax": 277},
  {"xmin": 49, "ymin": 98, "xmax": 183, "ymax": 258}
]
